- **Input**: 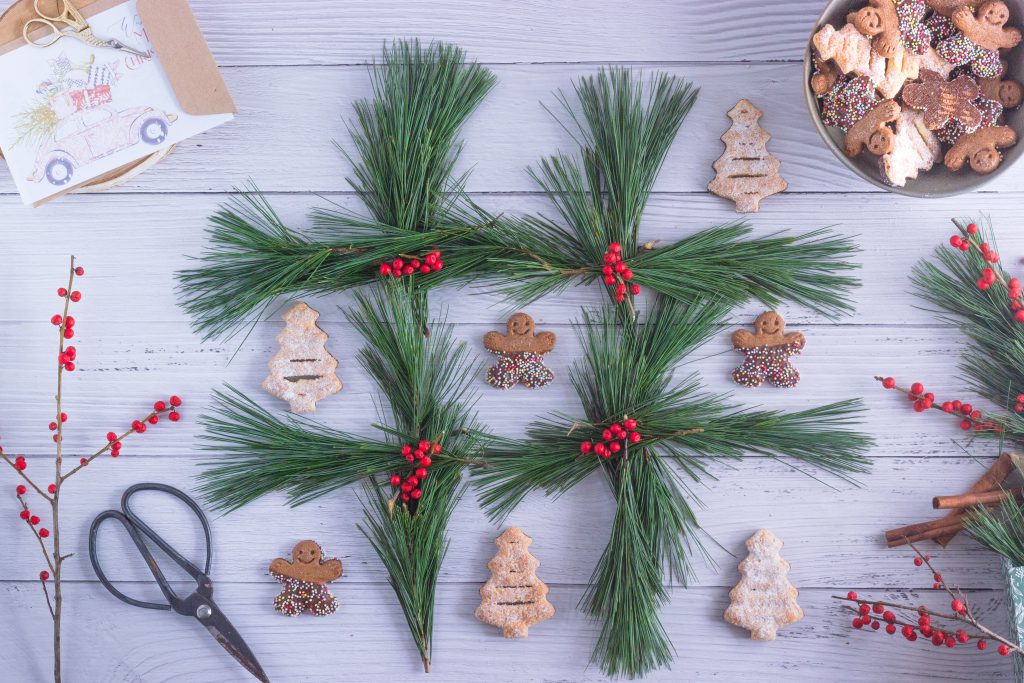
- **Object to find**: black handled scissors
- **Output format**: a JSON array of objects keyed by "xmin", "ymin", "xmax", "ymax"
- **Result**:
[{"xmin": 89, "ymin": 483, "xmax": 270, "ymax": 683}]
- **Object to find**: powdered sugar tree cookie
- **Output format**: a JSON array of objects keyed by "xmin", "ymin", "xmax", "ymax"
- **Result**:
[
  {"xmin": 262, "ymin": 302, "xmax": 342, "ymax": 413},
  {"xmin": 724, "ymin": 529, "xmax": 804, "ymax": 640},
  {"xmin": 708, "ymin": 100, "xmax": 787, "ymax": 213},
  {"xmin": 475, "ymin": 528, "xmax": 555, "ymax": 637}
]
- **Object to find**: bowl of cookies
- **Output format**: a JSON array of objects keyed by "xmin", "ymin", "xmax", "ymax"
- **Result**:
[{"xmin": 805, "ymin": 0, "xmax": 1024, "ymax": 195}]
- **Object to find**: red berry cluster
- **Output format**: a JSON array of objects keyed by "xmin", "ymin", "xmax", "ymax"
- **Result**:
[
  {"xmin": 389, "ymin": 439, "xmax": 441, "ymax": 502},
  {"xmin": 378, "ymin": 250, "xmax": 444, "ymax": 278},
  {"xmin": 949, "ymin": 223, "xmax": 1024, "ymax": 323},
  {"xmin": 841, "ymin": 553, "xmax": 1016, "ymax": 657},
  {"xmin": 578, "ymin": 418, "xmax": 642, "ymax": 459},
  {"xmin": 601, "ymin": 243, "xmax": 640, "ymax": 303},
  {"xmin": 879, "ymin": 376, "xmax": 1000, "ymax": 433},
  {"xmin": 14, "ymin": 490, "xmax": 51, "ymax": 562}
]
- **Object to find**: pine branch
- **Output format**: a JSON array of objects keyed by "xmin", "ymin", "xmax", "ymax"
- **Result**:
[
  {"xmin": 911, "ymin": 217, "xmax": 1024, "ymax": 419},
  {"xmin": 478, "ymin": 68, "xmax": 860, "ymax": 317},
  {"xmin": 966, "ymin": 496, "xmax": 1024, "ymax": 566},
  {"xmin": 176, "ymin": 40, "xmax": 499, "ymax": 341},
  {"xmin": 197, "ymin": 386, "xmax": 397, "ymax": 511}
]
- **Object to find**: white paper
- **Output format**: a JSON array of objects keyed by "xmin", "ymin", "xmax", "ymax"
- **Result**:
[{"xmin": 0, "ymin": 0, "xmax": 233, "ymax": 206}]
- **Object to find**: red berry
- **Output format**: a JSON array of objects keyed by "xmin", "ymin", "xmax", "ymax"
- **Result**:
[
  {"xmin": 885, "ymin": 623, "xmax": 896, "ymax": 635},
  {"xmin": 882, "ymin": 377, "xmax": 896, "ymax": 389},
  {"xmin": 65, "ymin": 316, "xmax": 75, "ymax": 328},
  {"xmin": 415, "ymin": 468, "xmax": 428, "ymax": 479},
  {"xmin": 1000, "ymin": 644, "xmax": 1011, "ymax": 656},
  {"xmin": 913, "ymin": 400, "xmax": 926, "ymax": 412},
  {"xmin": 629, "ymin": 432, "xmax": 642, "ymax": 444},
  {"xmin": 401, "ymin": 481, "xmax": 413, "ymax": 493},
  {"xmin": 432, "ymin": 261, "xmax": 443, "ymax": 271},
  {"xmin": 47, "ymin": 484, "xmax": 56, "ymax": 494},
  {"xmin": 859, "ymin": 603, "xmax": 871, "ymax": 616},
  {"xmin": 871, "ymin": 620, "xmax": 881, "ymax": 630},
  {"xmin": 630, "ymin": 284, "xmax": 641, "ymax": 296},
  {"xmin": 433, "ymin": 443, "xmax": 442, "ymax": 454},
  {"xmin": 873, "ymin": 603, "xmax": 884, "ymax": 614},
  {"xmin": 914, "ymin": 557, "xmax": 923, "ymax": 566},
  {"xmin": 615, "ymin": 294, "xmax": 625, "ymax": 303},
  {"xmin": 48, "ymin": 422, "xmax": 57, "ymax": 431},
  {"xmin": 170, "ymin": 396, "xmax": 182, "ymax": 407},
  {"xmin": 30, "ymin": 515, "xmax": 39, "ymax": 525},
  {"xmin": 107, "ymin": 432, "xmax": 118, "ymax": 442},
  {"xmin": 921, "ymin": 624, "xmax": 933, "ymax": 637},
  {"xmin": 610, "ymin": 423, "xmax": 623, "ymax": 434},
  {"xmin": 407, "ymin": 477, "xmax": 419, "ymax": 487},
  {"xmin": 967, "ymin": 223, "xmax": 978, "ymax": 234},
  {"xmin": 950, "ymin": 235, "xmax": 964, "ymax": 248},
  {"xmin": 982, "ymin": 267, "xmax": 997, "ymax": 284},
  {"xmin": 75, "ymin": 266, "xmax": 84, "ymax": 276},
  {"xmin": 945, "ymin": 636, "xmax": 956, "ymax": 648},
  {"xmin": 419, "ymin": 456, "xmax": 432, "ymax": 468},
  {"xmin": 910, "ymin": 382, "xmax": 924, "ymax": 395},
  {"xmin": 609, "ymin": 242, "xmax": 622, "ymax": 254},
  {"xmin": 19, "ymin": 510, "xmax": 29, "ymax": 520},
  {"xmin": 404, "ymin": 453, "xmax": 414, "ymax": 463},
  {"xmin": 64, "ymin": 362, "xmax": 75, "ymax": 372},
  {"xmin": 39, "ymin": 529, "xmax": 49, "ymax": 538},
  {"xmin": 57, "ymin": 288, "xmax": 67, "ymax": 297},
  {"xmin": 168, "ymin": 412, "xmax": 181, "ymax": 422},
  {"xmin": 957, "ymin": 630, "xmax": 969, "ymax": 643},
  {"xmin": 624, "ymin": 418, "xmax": 638, "ymax": 431},
  {"xmin": 932, "ymin": 633, "xmax": 944, "ymax": 646},
  {"xmin": 148, "ymin": 415, "xmax": 159, "ymax": 425},
  {"xmin": 594, "ymin": 444, "xmax": 607, "ymax": 456},
  {"xmin": 15, "ymin": 460, "xmax": 26, "ymax": 471},
  {"xmin": 79, "ymin": 458, "xmax": 87, "ymax": 466},
  {"xmin": 403, "ymin": 265, "xmax": 415, "ymax": 276},
  {"xmin": 401, "ymin": 493, "xmax": 410, "ymax": 502},
  {"xmin": 154, "ymin": 401, "xmax": 166, "ymax": 412},
  {"xmin": 602, "ymin": 429, "xmax": 613, "ymax": 441},
  {"xmin": 978, "ymin": 639, "xmax": 988, "ymax": 650},
  {"xmin": 50, "ymin": 315, "xmax": 62, "ymax": 326},
  {"xmin": 16, "ymin": 485, "xmax": 26, "ymax": 495},
  {"xmin": 390, "ymin": 475, "xmax": 401, "ymax": 486},
  {"xmin": 608, "ymin": 442, "xmax": 621, "ymax": 453},
  {"xmin": 852, "ymin": 618, "xmax": 863, "ymax": 629},
  {"xmin": 70, "ymin": 291, "xmax": 81, "ymax": 302},
  {"xmin": 1015, "ymin": 310, "xmax": 1024, "ymax": 323},
  {"xmin": 941, "ymin": 402, "xmax": 953, "ymax": 412},
  {"xmin": 977, "ymin": 278, "xmax": 991, "ymax": 290},
  {"xmin": 419, "ymin": 265, "xmax": 431, "ymax": 274},
  {"xmin": 411, "ymin": 488, "xmax": 422, "ymax": 500},
  {"xmin": 63, "ymin": 329, "xmax": 74, "ymax": 340},
  {"xmin": 40, "ymin": 571, "xmax": 49, "ymax": 581},
  {"xmin": 960, "ymin": 419, "xmax": 972, "ymax": 431},
  {"xmin": 883, "ymin": 610, "xmax": 895, "ymax": 623},
  {"xmin": 603, "ymin": 275, "xmax": 615, "ymax": 286},
  {"xmin": 580, "ymin": 441, "xmax": 593, "ymax": 454},
  {"xmin": 961, "ymin": 403, "xmax": 973, "ymax": 415}
]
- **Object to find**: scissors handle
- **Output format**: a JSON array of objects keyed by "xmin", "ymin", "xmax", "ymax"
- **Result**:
[
  {"xmin": 22, "ymin": 17, "xmax": 64, "ymax": 48},
  {"xmin": 88, "ymin": 483, "xmax": 214, "ymax": 613},
  {"xmin": 33, "ymin": 0, "xmax": 87, "ymax": 28}
]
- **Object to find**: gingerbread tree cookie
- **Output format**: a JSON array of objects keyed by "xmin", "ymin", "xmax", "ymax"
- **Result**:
[
  {"xmin": 724, "ymin": 529, "xmax": 804, "ymax": 641},
  {"xmin": 708, "ymin": 100, "xmax": 787, "ymax": 213},
  {"xmin": 262, "ymin": 302, "xmax": 342, "ymax": 413},
  {"xmin": 731, "ymin": 311, "xmax": 805, "ymax": 389},
  {"xmin": 881, "ymin": 109, "xmax": 942, "ymax": 186},
  {"xmin": 475, "ymin": 528, "xmax": 555, "ymax": 638},
  {"xmin": 483, "ymin": 312, "xmax": 556, "ymax": 389},
  {"xmin": 269, "ymin": 540, "xmax": 344, "ymax": 617}
]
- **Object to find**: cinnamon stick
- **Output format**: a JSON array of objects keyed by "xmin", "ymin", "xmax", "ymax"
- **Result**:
[
  {"xmin": 933, "ymin": 487, "xmax": 1023, "ymax": 510},
  {"xmin": 885, "ymin": 512, "xmax": 969, "ymax": 546},
  {"xmin": 934, "ymin": 452, "xmax": 1014, "ymax": 546}
]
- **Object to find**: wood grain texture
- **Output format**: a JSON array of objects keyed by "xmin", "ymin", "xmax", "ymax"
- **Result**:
[{"xmin": 0, "ymin": 0, "xmax": 1019, "ymax": 680}]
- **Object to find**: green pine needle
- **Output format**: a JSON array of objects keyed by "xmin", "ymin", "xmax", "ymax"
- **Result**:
[{"xmin": 966, "ymin": 496, "xmax": 1024, "ymax": 566}]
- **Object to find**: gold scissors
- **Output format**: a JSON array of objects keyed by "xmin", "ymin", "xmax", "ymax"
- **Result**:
[{"xmin": 23, "ymin": 0, "xmax": 148, "ymax": 56}]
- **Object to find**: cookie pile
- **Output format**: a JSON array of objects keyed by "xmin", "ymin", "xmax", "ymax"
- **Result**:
[{"xmin": 811, "ymin": 0, "xmax": 1022, "ymax": 186}]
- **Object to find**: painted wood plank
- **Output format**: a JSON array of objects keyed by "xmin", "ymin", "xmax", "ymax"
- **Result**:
[
  {"xmin": 0, "ymin": 322, "xmax": 1004, "ymax": 458},
  {"xmin": 0, "ymin": 191, "xmax": 1022, "ymax": 329},
  {"xmin": 187, "ymin": 0, "xmax": 822, "ymax": 66},
  {"xmin": 0, "ymin": 581, "xmax": 1011, "ymax": 682},
  {"xmin": 4, "ymin": 63, "xmax": 1022, "ymax": 196},
  {"xmin": 0, "ymin": 452, "xmax": 1007, "ymax": 588}
]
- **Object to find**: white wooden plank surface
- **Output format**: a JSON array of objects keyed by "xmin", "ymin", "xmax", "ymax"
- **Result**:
[{"xmin": 0, "ymin": 1, "xmax": 1021, "ymax": 681}]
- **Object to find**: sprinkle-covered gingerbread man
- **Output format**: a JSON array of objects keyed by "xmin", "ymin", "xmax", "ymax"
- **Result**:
[
  {"xmin": 269, "ymin": 540, "xmax": 343, "ymax": 617},
  {"xmin": 483, "ymin": 313, "xmax": 556, "ymax": 389},
  {"xmin": 731, "ymin": 312, "xmax": 805, "ymax": 389}
]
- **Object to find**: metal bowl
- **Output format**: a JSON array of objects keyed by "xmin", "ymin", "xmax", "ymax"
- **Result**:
[{"xmin": 804, "ymin": 0, "xmax": 1024, "ymax": 196}]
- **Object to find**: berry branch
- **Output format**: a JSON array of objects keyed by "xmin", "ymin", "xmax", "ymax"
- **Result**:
[
  {"xmin": 835, "ymin": 544, "xmax": 1022, "ymax": 657},
  {"xmin": 875, "ymin": 376, "xmax": 1002, "ymax": 433},
  {"xmin": 2, "ymin": 259, "xmax": 183, "ymax": 683}
]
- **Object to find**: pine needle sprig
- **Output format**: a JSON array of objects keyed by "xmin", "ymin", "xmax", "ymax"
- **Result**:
[
  {"xmin": 966, "ymin": 496, "xmax": 1024, "ymax": 567},
  {"xmin": 911, "ymin": 217, "xmax": 1024, "ymax": 423},
  {"xmin": 475, "ymin": 295, "xmax": 872, "ymax": 678},
  {"xmin": 197, "ymin": 386, "xmax": 398, "ymax": 511},
  {"xmin": 476, "ymin": 68, "xmax": 861, "ymax": 317}
]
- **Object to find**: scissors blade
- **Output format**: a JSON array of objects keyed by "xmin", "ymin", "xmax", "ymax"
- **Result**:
[
  {"xmin": 201, "ymin": 603, "xmax": 270, "ymax": 683},
  {"xmin": 102, "ymin": 38, "xmax": 148, "ymax": 58}
]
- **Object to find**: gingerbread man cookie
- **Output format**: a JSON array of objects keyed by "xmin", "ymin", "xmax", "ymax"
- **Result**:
[
  {"xmin": 979, "ymin": 60, "xmax": 1024, "ymax": 108},
  {"xmin": 269, "ymin": 540, "xmax": 343, "ymax": 617},
  {"xmin": 731, "ymin": 312, "xmax": 805, "ymax": 389},
  {"xmin": 845, "ymin": 99, "xmax": 901, "ymax": 157},
  {"xmin": 944, "ymin": 124, "xmax": 1018, "ymax": 172},
  {"xmin": 483, "ymin": 313, "xmax": 556, "ymax": 389},
  {"xmin": 811, "ymin": 57, "xmax": 842, "ymax": 96},
  {"xmin": 850, "ymin": 0, "xmax": 903, "ymax": 57},
  {"xmin": 953, "ymin": 1, "xmax": 1022, "ymax": 50},
  {"xmin": 926, "ymin": 0, "xmax": 977, "ymax": 17},
  {"xmin": 902, "ymin": 70, "xmax": 983, "ymax": 129},
  {"xmin": 936, "ymin": 1, "xmax": 1017, "ymax": 78}
]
